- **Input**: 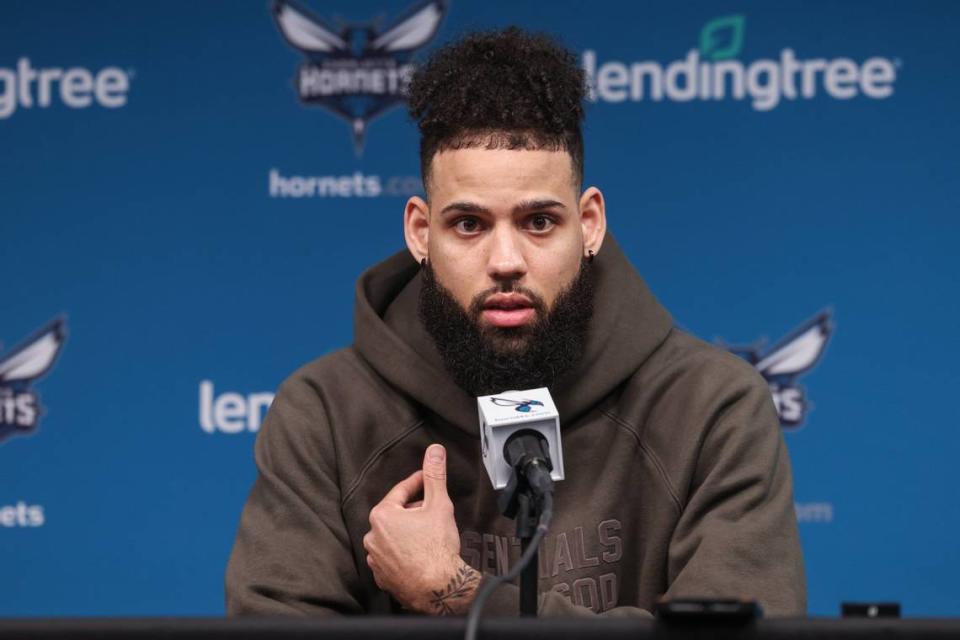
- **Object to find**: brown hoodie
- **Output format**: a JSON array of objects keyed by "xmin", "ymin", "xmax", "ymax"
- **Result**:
[{"xmin": 225, "ymin": 235, "xmax": 806, "ymax": 617}]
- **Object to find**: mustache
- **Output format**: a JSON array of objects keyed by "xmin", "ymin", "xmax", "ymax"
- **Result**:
[{"xmin": 467, "ymin": 282, "xmax": 547, "ymax": 319}]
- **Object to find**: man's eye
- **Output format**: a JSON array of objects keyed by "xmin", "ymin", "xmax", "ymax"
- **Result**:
[
  {"xmin": 526, "ymin": 214, "xmax": 556, "ymax": 233},
  {"xmin": 454, "ymin": 218, "xmax": 482, "ymax": 234}
]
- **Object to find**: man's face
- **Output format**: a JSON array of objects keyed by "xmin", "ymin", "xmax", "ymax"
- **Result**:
[
  {"xmin": 405, "ymin": 145, "xmax": 607, "ymax": 395},
  {"xmin": 417, "ymin": 147, "xmax": 587, "ymax": 348}
]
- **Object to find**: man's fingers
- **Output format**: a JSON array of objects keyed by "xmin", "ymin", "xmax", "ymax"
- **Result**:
[
  {"xmin": 366, "ymin": 555, "xmax": 384, "ymax": 589},
  {"xmin": 422, "ymin": 444, "xmax": 449, "ymax": 507},
  {"xmin": 404, "ymin": 500, "xmax": 424, "ymax": 509},
  {"xmin": 380, "ymin": 470, "xmax": 423, "ymax": 506}
]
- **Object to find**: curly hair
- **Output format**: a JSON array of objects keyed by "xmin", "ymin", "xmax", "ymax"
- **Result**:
[{"xmin": 408, "ymin": 27, "xmax": 587, "ymax": 190}]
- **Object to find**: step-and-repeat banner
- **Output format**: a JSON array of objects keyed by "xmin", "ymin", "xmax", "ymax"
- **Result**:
[{"xmin": 3, "ymin": 0, "xmax": 957, "ymax": 617}]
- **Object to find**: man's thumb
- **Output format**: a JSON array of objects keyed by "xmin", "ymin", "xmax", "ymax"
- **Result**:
[{"xmin": 422, "ymin": 444, "xmax": 448, "ymax": 505}]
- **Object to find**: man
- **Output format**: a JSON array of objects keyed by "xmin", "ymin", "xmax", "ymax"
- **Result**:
[{"xmin": 226, "ymin": 28, "xmax": 806, "ymax": 617}]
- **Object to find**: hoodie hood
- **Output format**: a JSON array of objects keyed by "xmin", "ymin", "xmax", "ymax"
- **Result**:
[{"xmin": 353, "ymin": 234, "xmax": 673, "ymax": 436}]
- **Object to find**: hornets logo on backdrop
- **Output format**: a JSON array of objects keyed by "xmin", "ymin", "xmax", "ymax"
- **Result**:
[
  {"xmin": 0, "ymin": 319, "xmax": 67, "ymax": 444},
  {"xmin": 272, "ymin": 0, "xmax": 447, "ymax": 151},
  {"xmin": 723, "ymin": 311, "xmax": 832, "ymax": 429}
]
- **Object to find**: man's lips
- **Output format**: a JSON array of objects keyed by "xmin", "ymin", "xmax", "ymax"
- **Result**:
[{"xmin": 481, "ymin": 294, "xmax": 536, "ymax": 328}]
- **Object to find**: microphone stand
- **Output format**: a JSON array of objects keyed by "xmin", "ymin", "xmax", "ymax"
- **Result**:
[{"xmin": 497, "ymin": 467, "xmax": 543, "ymax": 616}]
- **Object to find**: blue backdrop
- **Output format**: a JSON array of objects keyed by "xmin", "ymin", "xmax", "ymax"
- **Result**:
[{"xmin": 3, "ymin": 0, "xmax": 958, "ymax": 617}]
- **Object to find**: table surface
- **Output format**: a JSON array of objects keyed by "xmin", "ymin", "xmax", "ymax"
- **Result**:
[{"xmin": 2, "ymin": 617, "xmax": 960, "ymax": 640}]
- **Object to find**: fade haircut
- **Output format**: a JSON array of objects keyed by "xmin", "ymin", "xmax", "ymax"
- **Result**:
[{"xmin": 407, "ymin": 27, "xmax": 587, "ymax": 192}]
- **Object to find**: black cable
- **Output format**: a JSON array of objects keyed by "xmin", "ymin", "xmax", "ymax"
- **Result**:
[{"xmin": 464, "ymin": 491, "xmax": 554, "ymax": 640}]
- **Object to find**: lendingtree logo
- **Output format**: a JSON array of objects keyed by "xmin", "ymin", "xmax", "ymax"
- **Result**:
[
  {"xmin": 699, "ymin": 15, "xmax": 746, "ymax": 61},
  {"xmin": 584, "ymin": 15, "xmax": 899, "ymax": 111},
  {"xmin": 0, "ymin": 58, "xmax": 132, "ymax": 120}
]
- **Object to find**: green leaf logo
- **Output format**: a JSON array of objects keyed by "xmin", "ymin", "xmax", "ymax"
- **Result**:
[{"xmin": 699, "ymin": 15, "xmax": 746, "ymax": 61}]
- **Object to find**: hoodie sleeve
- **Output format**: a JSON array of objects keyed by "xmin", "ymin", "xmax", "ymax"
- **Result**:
[
  {"xmin": 225, "ymin": 377, "xmax": 363, "ymax": 615},
  {"xmin": 663, "ymin": 369, "xmax": 807, "ymax": 616},
  {"xmin": 476, "ymin": 365, "xmax": 805, "ymax": 618}
]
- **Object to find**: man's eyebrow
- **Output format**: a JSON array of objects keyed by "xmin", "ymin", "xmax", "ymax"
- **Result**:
[
  {"xmin": 439, "ymin": 201, "xmax": 491, "ymax": 216},
  {"xmin": 512, "ymin": 199, "xmax": 566, "ymax": 213},
  {"xmin": 438, "ymin": 199, "xmax": 567, "ymax": 216}
]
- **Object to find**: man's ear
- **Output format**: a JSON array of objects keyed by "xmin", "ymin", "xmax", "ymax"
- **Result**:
[
  {"xmin": 579, "ymin": 187, "xmax": 607, "ymax": 257},
  {"xmin": 404, "ymin": 196, "xmax": 430, "ymax": 262}
]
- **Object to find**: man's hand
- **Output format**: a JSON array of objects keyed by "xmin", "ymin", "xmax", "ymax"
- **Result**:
[{"xmin": 364, "ymin": 444, "xmax": 481, "ymax": 615}]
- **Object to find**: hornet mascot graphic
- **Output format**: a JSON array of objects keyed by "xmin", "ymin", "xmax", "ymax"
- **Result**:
[
  {"xmin": 273, "ymin": 0, "xmax": 447, "ymax": 151},
  {"xmin": 725, "ymin": 311, "xmax": 832, "ymax": 428},
  {"xmin": 0, "ymin": 319, "xmax": 67, "ymax": 444}
]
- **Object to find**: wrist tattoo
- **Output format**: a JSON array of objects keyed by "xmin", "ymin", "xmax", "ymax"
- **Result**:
[{"xmin": 429, "ymin": 564, "xmax": 480, "ymax": 615}]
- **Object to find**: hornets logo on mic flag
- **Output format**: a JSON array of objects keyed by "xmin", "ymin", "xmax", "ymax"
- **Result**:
[{"xmin": 490, "ymin": 397, "xmax": 545, "ymax": 413}]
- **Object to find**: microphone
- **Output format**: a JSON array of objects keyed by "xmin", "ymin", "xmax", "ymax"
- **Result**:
[
  {"xmin": 476, "ymin": 387, "xmax": 564, "ymax": 490},
  {"xmin": 503, "ymin": 429, "xmax": 555, "ymax": 498},
  {"xmin": 468, "ymin": 389, "xmax": 561, "ymax": 630}
]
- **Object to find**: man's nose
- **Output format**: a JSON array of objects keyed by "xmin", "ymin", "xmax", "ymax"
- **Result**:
[{"xmin": 486, "ymin": 227, "xmax": 527, "ymax": 282}]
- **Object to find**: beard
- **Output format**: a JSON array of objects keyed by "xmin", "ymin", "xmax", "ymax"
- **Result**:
[{"xmin": 418, "ymin": 259, "xmax": 595, "ymax": 397}]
